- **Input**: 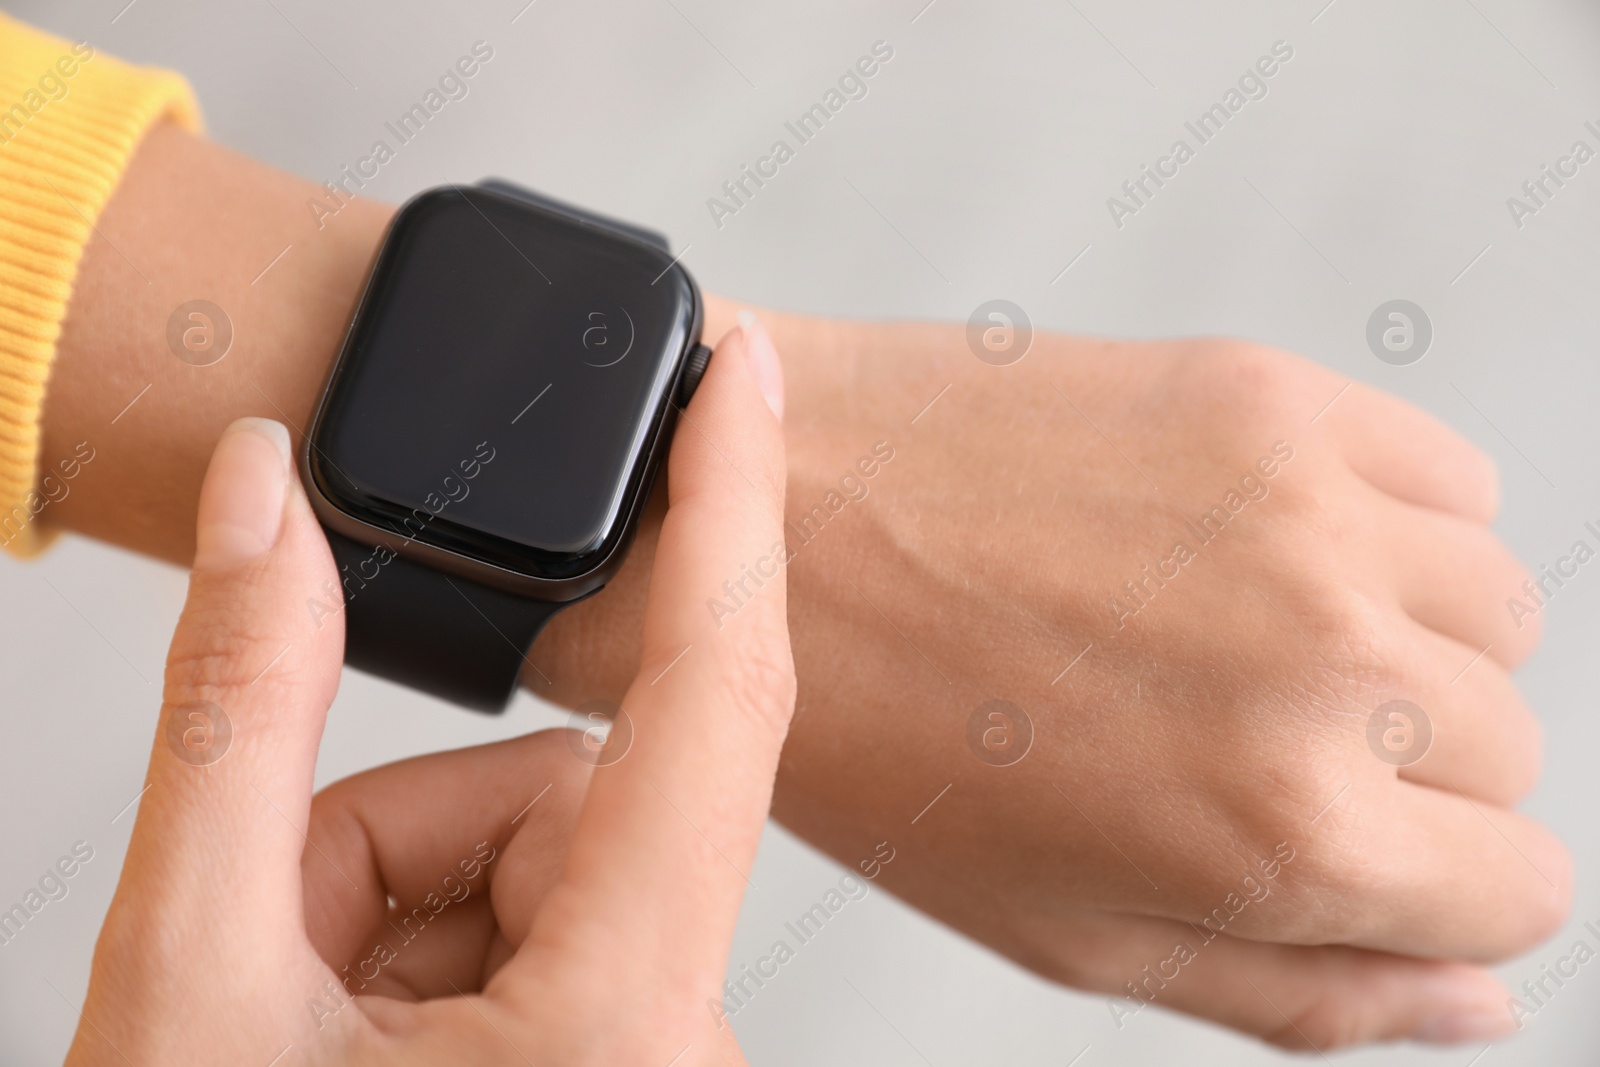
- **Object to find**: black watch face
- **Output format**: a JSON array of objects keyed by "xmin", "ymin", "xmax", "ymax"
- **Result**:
[{"xmin": 309, "ymin": 186, "xmax": 696, "ymax": 582}]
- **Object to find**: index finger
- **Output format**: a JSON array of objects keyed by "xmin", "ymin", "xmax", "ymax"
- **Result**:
[
  {"xmin": 507, "ymin": 317, "xmax": 792, "ymax": 988},
  {"xmin": 1322, "ymin": 379, "xmax": 1501, "ymax": 523}
]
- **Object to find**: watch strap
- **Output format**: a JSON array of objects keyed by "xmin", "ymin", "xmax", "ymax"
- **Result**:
[{"xmin": 325, "ymin": 529, "xmax": 578, "ymax": 713}]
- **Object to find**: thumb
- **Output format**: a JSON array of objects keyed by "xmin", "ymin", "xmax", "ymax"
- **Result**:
[{"xmin": 119, "ymin": 417, "xmax": 346, "ymax": 962}]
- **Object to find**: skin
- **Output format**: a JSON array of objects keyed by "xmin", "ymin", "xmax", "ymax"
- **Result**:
[
  {"xmin": 44, "ymin": 122, "xmax": 1568, "ymax": 1051},
  {"xmin": 69, "ymin": 324, "xmax": 791, "ymax": 1065}
]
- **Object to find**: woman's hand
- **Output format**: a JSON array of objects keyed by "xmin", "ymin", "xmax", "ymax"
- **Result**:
[
  {"xmin": 48, "ymin": 125, "xmax": 1558, "ymax": 1051},
  {"xmin": 546, "ymin": 315, "xmax": 1563, "ymax": 1049},
  {"xmin": 66, "ymin": 318, "xmax": 791, "ymax": 1066}
]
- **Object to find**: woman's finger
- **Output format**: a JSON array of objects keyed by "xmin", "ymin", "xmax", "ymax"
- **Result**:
[
  {"xmin": 1037, "ymin": 911, "xmax": 1517, "ymax": 1049},
  {"xmin": 300, "ymin": 729, "xmax": 589, "ymax": 998},
  {"xmin": 134, "ymin": 418, "xmax": 345, "ymax": 928},
  {"xmin": 1334, "ymin": 779, "xmax": 1570, "ymax": 962},
  {"xmin": 1390, "ymin": 621, "xmax": 1541, "ymax": 807},
  {"xmin": 1365, "ymin": 481, "xmax": 1541, "ymax": 668},
  {"xmin": 500, "ymin": 317, "xmax": 791, "ymax": 1011},
  {"xmin": 1322, "ymin": 380, "xmax": 1500, "ymax": 524},
  {"xmin": 79, "ymin": 418, "xmax": 348, "ymax": 1056}
]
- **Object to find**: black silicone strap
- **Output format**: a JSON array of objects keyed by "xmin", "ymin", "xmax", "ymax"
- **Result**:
[
  {"xmin": 326, "ymin": 530, "xmax": 573, "ymax": 712},
  {"xmin": 323, "ymin": 179, "xmax": 661, "ymax": 712}
]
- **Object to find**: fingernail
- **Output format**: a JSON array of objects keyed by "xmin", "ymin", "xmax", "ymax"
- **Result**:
[
  {"xmin": 193, "ymin": 418, "xmax": 292, "ymax": 572},
  {"xmin": 1414, "ymin": 1006, "xmax": 1517, "ymax": 1044},
  {"xmin": 737, "ymin": 309, "xmax": 784, "ymax": 422}
]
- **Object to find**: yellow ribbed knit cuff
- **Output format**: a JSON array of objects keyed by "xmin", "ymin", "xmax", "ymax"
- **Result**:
[{"xmin": 0, "ymin": 15, "xmax": 200, "ymax": 557}]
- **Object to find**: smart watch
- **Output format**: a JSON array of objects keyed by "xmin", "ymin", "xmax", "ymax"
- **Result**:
[{"xmin": 300, "ymin": 180, "xmax": 712, "ymax": 712}]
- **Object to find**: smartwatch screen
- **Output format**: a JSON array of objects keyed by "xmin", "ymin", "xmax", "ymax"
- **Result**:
[{"xmin": 309, "ymin": 186, "xmax": 696, "ymax": 581}]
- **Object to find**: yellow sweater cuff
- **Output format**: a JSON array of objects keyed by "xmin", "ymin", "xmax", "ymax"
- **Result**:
[{"xmin": 0, "ymin": 15, "xmax": 200, "ymax": 557}]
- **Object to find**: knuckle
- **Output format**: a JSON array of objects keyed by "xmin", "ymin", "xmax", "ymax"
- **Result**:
[
  {"xmin": 1273, "ymin": 834, "xmax": 1378, "ymax": 945},
  {"xmin": 163, "ymin": 615, "xmax": 262, "ymax": 699},
  {"xmin": 1321, "ymin": 591, "xmax": 1408, "ymax": 691},
  {"xmin": 714, "ymin": 641, "xmax": 797, "ymax": 735},
  {"xmin": 1291, "ymin": 817, "xmax": 1375, "ymax": 898},
  {"xmin": 162, "ymin": 597, "xmax": 329, "ymax": 714},
  {"xmin": 1188, "ymin": 341, "xmax": 1307, "ymax": 420},
  {"xmin": 1237, "ymin": 560, "xmax": 1399, "ymax": 704},
  {"xmin": 1251, "ymin": 485, "xmax": 1359, "ymax": 584},
  {"xmin": 1229, "ymin": 764, "xmax": 1376, "ymax": 944}
]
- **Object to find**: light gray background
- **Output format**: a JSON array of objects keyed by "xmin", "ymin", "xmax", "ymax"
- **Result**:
[{"xmin": 1, "ymin": 0, "xmax": 1598, "ymax": 1063}]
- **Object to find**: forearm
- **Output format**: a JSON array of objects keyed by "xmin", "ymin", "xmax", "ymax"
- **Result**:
[{"xmin": 42, "ymin": 123, "xmax": 391, "ymax": 562}]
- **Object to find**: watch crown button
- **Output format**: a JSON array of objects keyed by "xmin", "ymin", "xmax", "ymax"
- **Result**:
[{"xmin": 678, "ymin": 342, "xmax": 713, "ymax": 406}]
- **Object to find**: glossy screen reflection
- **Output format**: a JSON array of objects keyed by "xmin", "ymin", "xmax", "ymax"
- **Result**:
[{"xmin": 311, "ymin": 187, "xmax": 696, "ymax": 580}]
